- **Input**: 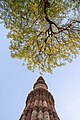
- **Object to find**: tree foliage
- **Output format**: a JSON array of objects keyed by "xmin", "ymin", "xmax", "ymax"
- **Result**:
[{"xmin": 0, "ymin": 0, "xmax": 80, "ymax": 73}]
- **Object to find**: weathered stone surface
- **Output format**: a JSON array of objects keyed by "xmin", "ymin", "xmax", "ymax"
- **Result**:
[
  {"xmin": 26, "ymin": 112, "xmax": 31, "ymax": 120},
  {"xmin": 38, "ymin": 110, "xmax": 43, "ymax": 120},
  {"xmin": 44, "ymin": 111, "xmax": 50, "ymax": 120},
  {"xmin": 31, "ymin": 110, "xmax": 37, "ymax": 120}
]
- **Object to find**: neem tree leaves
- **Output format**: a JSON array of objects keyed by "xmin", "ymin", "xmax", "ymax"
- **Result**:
[{"xmin": 0, "ymin": 0, "xmax": 80, "ymax": 73}]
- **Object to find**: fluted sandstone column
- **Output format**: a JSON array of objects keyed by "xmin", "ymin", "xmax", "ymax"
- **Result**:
[{"xmin": 19, "ymin": 76, "xmax": 60, "ymax": 120}]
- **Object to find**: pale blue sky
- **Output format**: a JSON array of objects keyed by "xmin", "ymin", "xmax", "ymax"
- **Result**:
[{"xmin": 0, "ymin": 23, "xmax": 80, "ymax": 120}]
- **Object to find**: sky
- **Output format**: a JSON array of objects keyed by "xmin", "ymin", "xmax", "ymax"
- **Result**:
[{"xmin": 0, "ymin": 23, "xmax": 80, "ymax": 120}]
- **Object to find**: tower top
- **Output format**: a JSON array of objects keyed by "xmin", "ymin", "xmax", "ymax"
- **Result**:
[
  {"xmin": 33, "ymin": 76, "xmax": 48, "ymax": 90},
  {"xmin": 37, "ymin": 76, "xmax": 45, "ymax": 81},
  {"xmin": 19, "ymin": 76, "xmax": 60, "ymax": 120}
]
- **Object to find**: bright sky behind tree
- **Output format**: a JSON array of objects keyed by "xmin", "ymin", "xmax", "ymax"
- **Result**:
[{"xmin": 0, "ymin": 23, "xmax": 80, "ymax": 120}]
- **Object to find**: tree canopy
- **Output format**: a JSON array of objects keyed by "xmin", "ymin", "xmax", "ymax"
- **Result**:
[{"xmin": 0, "ymin": 0, "xmax": 80, "ymax": 73}]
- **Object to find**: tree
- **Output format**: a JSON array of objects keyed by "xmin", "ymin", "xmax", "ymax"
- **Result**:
[{"xmin": 0, "ymin": 0, "xmax": 80, "ymax": 73}]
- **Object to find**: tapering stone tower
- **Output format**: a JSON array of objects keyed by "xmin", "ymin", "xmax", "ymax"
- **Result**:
[{"xmin": 19, "ymin": 76, "xmax": 60, "ymax": 120}]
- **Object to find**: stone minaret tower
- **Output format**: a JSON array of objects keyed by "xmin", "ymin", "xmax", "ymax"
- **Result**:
[{"xmin": 19, "ymin": 76, "xmax": 60, "ymax": 120}]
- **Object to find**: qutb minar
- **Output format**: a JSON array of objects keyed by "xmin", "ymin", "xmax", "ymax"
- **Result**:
[{"xmin": 19, "ymin": 76, "xmax": 60, "ymax": 120}]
